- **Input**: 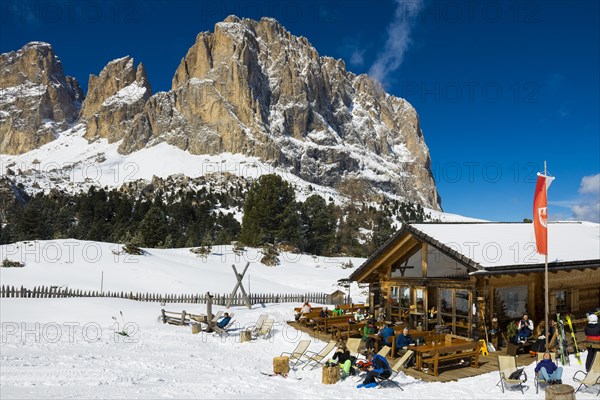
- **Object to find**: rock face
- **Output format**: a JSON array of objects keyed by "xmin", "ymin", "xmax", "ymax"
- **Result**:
[
  {"xmin": 0, "ymin": 16, "xmax": 441, "ymax": 209},
  {"xmin": 79, "ymin": 56, "xmax": 151, "ymax": 144},
  {"xmin": 0, "ymin": 42, "xmax": 83, "ymax": 154},
  {"xmin": 124, "ymin": 16, "xmax": 440, "ymax": 208}
]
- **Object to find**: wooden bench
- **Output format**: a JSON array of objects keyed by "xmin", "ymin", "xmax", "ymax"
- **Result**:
[
  {"xmin": 315, "ymin": 315, "xmax": 353, "ymax": 333},
  {"xmin": 421, "ymin": 341, "xmax": 481, "ymax": 376},
  {"xmin": 160, "ymin": 309, "xmax": 206, "ymax": 326}
]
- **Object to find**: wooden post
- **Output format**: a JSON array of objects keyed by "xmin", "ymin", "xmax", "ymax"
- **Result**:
[
  {"xmin": 206, "ymin": 292, "xmax": 214, "ymax": 332},
  {"xmin": 191, "ymin": 324, "xmax": 201, "ymax": 334},
  {"xmin": 322, "ymin": 364, "xmax": 340, "ymax": 384},
  {"xmin": 545, "ymin": 384, "xmax": 575, "ymax": 400},
  {"xmin": 273, "ymin": 356, "xmax": 290, "ymax": 375}
]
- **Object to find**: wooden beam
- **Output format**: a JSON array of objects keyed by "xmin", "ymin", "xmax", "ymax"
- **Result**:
[
  {"xmin": 353, "ymin": 233, "xmax": 416, "ymax": 282},
  {"xmin": 421, "ymin": 243, "xmax": 428, "ymax": 278}
]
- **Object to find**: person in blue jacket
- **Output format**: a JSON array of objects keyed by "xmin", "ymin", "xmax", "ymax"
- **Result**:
[
  {"xmin": 395, "ymin": 327, "xmax": 415, "ymax": 355},
  {"xmin": 357, "ymin": 352, "xmax": 391, "ymax": 388},
  {"xmin": 378, "ymin": 323, "xmax": 395, "ymax": 348},
  {"xmin": 217, "ymin": 312, "xmax": 231, "ymax": 329},
  {"xmin": 534, "ymin": 352, "xmax": 563, "ymax": 384}
]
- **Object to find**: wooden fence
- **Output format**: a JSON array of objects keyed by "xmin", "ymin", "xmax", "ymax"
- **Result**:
[{"xmin": 0, "ymin": 285, "xmax": 350, "ymax": 306}]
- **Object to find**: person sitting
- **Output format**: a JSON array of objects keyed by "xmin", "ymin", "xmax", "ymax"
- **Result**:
[
  {"xmin": 585, "ymin": 313, "xmax": 600, "ymax": 371},
  {"xmin": 534, "ymin": 352, "xmax": 563, "ymax": 384},
  {"xmin": 295, "ymin": 301, "xmax": 312, "ymax": 321},
  {"xmin": 363, "ymin": 319, "xmax": 378, "ymax": 351},
  {"xmin": 378, "ymin": 323, "xmax": 395, "ymax": 348},
  {"xmin": 395, "ymin": 327, "xmax": 415, "ymax": 355},
  {"xmin": 353, "ymin": 308, "xmax": 365, "ymax": 322},
  {"xmin": 319, "ymin": 307, "xmax": 330, "ymax": 318},
  {"xmin": 217, "ymin": 312, "xmax": 231, "ymax": 329},
  {"xmin": 515, "ymin": 313, "xmax": 534, "ymax": 343},
  {"xmin": 332, "ymin": 306, "xmax": 343, "ymax": 317},
  {"xmin": 356, "ymin": 352, "xmax": 391, "ymax": 388},
  {"xmin": 531, "ymin": 320, "xmax": 556, "ymax": 355},
  {"xmin": 332, "ymin": 345, "xmax": 356, "ymax": 377}
]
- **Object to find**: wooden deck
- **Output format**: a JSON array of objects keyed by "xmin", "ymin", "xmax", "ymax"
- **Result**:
[{"xmin": 288, "ymin": 321, "xmax": 588, "ymax": 383}]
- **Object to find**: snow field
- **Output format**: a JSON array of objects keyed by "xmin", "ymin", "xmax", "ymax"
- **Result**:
[{"xmin": 1, "ymin": 298, "xmax": 596, "ymax": 399}]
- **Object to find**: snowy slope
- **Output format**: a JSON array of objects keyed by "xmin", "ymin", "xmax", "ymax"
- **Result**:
[
  {"xmin": 0, "ymin": 240, "xmax": 365, "ymax": 297},
  {"xmin": 1, "ymin": 297, "xmax": 596, "ymax": 399},
  {"xmin": 1, "ymin": 124, "xmax": 479, "ymax": 222}
]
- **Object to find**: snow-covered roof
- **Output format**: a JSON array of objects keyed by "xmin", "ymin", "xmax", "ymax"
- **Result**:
[
  {"xmin": 350, "ymin": 221, "xmax": 600, "ymax": 281},
  {"xmin": 411, "ymin": 221, "xmax": 600, "ymax": 269}
]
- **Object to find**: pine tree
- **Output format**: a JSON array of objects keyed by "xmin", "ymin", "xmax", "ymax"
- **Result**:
[
  {"xmin": 240, "ymin": 174, "xmax": 296, "ymax": 246},
  {"xmin": 136, "ymin": 205, "xmax": 168, "ymax": 247},
  {"xmin": 300, "ymin": 194, "xmax": 336, "ymax": 255}
]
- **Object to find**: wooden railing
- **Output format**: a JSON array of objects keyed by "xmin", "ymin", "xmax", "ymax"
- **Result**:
[{"xmin": 0, "ymin": 285, "xmax": 351, "ymax": 306}]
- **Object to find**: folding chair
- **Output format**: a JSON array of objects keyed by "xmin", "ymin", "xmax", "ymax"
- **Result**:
[
  {"xmin": 212, "ymin": 313, "xmax": 234, "ymax": 335},
  {"xmin": 377, "ymin": 345, "xmax": 391, "ymax": 358},
  {"xmin": 374, "ymin": 357, "xmax": 405, "ymax": 390},
  {"xmin": 496, "ymin": 355, "xmax": 527, "ymax": 394},
  {"xmin": 573, "ymin": 352, "xmax": 600, "ymax": 396},
  {"xmin": 346, "ymin": 338, "xmax": 362, "ymax": 358},
  {"xmin": 281, "ymin": 340, "xmax": 311, "ymax": 368},
  {"xmin": 302, "ymin": 341, "xmax": 337, "ymax": 370},
  {"xmin": 396, "ymin": 349, "xmax": 415, "ymax": 369},
  {"xmin": 213, "ymin": 319, "xmax": 236, "ymax": 337},
  {"xmin": 251, "ymin": 315, "xmax": 268, "ymax": 334},
  {"xmin": 534, "ymin": 352, "xmax": 557, "ymax": 394},
  {"xmin": 253, "ymin": 319, "xmax": 274, "ymax": 339}
]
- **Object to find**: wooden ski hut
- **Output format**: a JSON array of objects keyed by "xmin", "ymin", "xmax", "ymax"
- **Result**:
[{"xmin": 349, "ymin": 222, "xmax": 600, "ymax": 338}]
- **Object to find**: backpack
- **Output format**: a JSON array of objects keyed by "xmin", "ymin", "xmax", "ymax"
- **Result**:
[{"xmin": 508, "ymin": 368, "xmax": 526, "ymax": 382}]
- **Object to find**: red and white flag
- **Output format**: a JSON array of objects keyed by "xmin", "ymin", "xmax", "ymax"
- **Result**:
[{"xmin": 533, "ymin": 173, "xmax": 555, "ymax": 255}]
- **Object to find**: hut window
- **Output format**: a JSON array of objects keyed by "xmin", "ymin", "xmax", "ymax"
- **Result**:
[
  {"xmin": 400, "ymin": 287, "xmax": 410, "ymax": 307},
  {"xmin": 493, "ymin": 286, "xmax": 528, "ymax": 321},
  {"xmin": 415, "ymin": 288, "xmax": 425, "ymax": 312},
  {"xmin": 426, "ymin": 246, "xmax": 468, "ymax": 277},
  {"xmin": 555, "ymin": 290, "xmax": 569, "ymax": 313}
]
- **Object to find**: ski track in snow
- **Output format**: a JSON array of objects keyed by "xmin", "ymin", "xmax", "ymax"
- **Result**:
[{"xmin": 1, "ymin": 298, "xmax": 596, "ymax": 399}]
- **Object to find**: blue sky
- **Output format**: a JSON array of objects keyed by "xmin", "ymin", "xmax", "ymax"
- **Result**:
[{"xmin": 1, "ymin": 0, "xmax": 599, "ymax": 222}]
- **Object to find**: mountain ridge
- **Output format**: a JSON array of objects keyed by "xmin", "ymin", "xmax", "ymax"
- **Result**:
[{"xmin": 0, "ymin": 15, "xmax": 441, "ymax": 210}]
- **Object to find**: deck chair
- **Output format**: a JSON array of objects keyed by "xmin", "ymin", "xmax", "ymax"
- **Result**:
[
  {"xmin": 213, "ymin": 319, "xmax": 236, "ymax": 337},
  {"xmin": 302, "ymin": 341, "xmax": 337, "ymax": 370},
  {"xmin": 496, "ymin": 355, "xmax": 527, "ymax": 394},
  {"xmin": 346, "ymin": 338, "xmax": 362, "ymax": 358},
  {"xmin": 396, "ymin": 349, "xmax": 415, "ymax": 369},
  {"xmin": 251, "ymin": 314, "xmax": 268, "ymax": 334},
  {"xmin": 208, "ymin": 310, "xmax": 223, "ymax": 325},
  {"xmin": 281, "ymin": 340, "xmax": 311, "ymax": 368},
  {"xmin": 377, "ymin": 345, "xmax": 391, "ymax": 358},
  {"xmin": 374, "ymin": 357, "xmax": 405, "ymax": 390},
  {"xmin": 573, "ymin": 352, "xmax": 600, "ymax": 396},
  {"xmin": 212, "ymin": 313, "xmax": 234, "ymax": 335},
  {"xmin": 534, "ymin": 352, "xmax": 557, "ymax": 394},
  {"xmin": 253, "ymin": 319, "xmax": 274, "ymax": 339}
]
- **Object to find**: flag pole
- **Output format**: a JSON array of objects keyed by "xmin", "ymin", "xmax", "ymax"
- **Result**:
[{"xmin": 544, "ymin": 160, "xmax": 549, "ymax": 349}]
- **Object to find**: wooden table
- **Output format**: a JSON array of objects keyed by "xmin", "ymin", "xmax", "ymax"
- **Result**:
[{"xmin": 413, "ymin": 339, "xmax": 469, "ymax": 370}]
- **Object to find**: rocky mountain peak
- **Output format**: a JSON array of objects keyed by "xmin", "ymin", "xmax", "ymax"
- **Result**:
[
  {"xmin": 0, "ymin": 17, "xmax": 441, "ymax": 209},
  {"xmin": 79, "ymin": 56, "xmax": 151, "ymax": 142},
  {"xmin": 0, "ymin": 42, "xmax": 83, "ymax": 155}
]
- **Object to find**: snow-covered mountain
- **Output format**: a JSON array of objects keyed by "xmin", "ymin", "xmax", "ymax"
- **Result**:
[{"xmin": 1, "ymin": 16, "xmax": 440, "ymax": 209}]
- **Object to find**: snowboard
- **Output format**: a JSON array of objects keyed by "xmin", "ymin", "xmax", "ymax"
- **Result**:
[{"xmin": 565, "ymin": 315, "xmax": 582, "ymax": 365}]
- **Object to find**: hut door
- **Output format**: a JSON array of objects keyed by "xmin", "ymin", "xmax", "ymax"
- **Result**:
[{"xmin": 438, "ymin": 287, "xmax": 473, "ymax": 337}]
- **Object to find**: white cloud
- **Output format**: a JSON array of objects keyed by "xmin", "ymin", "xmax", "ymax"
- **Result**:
[
  {"xmin": 368, "ymin": 0, "xmax": 424, "ymax": 85},
  {"xmin": 571, "ymin": 173, "xmax": 600, "ymax": 222},
  {"xmin": 579, "ymin": 173, "xmax": 600, "ymax": 195}
]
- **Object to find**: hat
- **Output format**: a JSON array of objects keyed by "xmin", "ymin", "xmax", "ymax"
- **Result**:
[{"xmin": 589, "ymin": 314, "xmax": 598, "ymax": 324}]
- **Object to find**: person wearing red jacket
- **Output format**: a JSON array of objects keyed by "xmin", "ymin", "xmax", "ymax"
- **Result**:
[{"xmin": 585, "ymin": 313, "xmax": 600, "ymax": 371}]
